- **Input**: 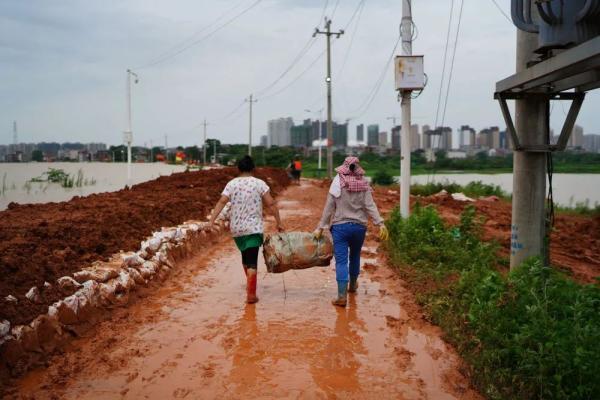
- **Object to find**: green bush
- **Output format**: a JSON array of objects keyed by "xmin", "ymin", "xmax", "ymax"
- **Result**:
[
  {"xmin": 371, "ymin": 170, "xmax": 395, "ymax": 186},
  {"xmin": 386, "ymin": 205, "xmax": 600, "ymax": 399},
  {"xmin": 411, "ymin": 180, "xmax": 509, "ymax": 199}
]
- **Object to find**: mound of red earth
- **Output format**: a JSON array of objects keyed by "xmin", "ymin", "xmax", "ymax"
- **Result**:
[
  {"xmin": 0, "ymin": 168, "xmax": 289, "ymax": 327},
  {"xmin": 372, "ymin": 187, "xmax": 600, "ymax": 284}
]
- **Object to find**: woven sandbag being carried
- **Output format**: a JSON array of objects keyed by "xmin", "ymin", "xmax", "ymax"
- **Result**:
[{"xmin": 263, "ymin": 232, "xmax": 333, "ymax": 274}]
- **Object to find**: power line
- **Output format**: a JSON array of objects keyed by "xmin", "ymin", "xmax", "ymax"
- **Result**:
[
  {"xmin": 440, "ymin": 0, "xmax": 465, "ymax": 128},
  {"xmin": 348, "ymin": 33, "xmax": 401, "ymax": 119},
  {"xmin": 259, "ymin": 49, "xmax": 327, "ymax": 101},
  {"xmin": 330, "ymin": 0, "xmax": 341, "ymax": 19},
  {"xmin": 137, "ymin": 0, "xmax": 248, "ymax": 69},
  {"xmin": 490, "ymin": 0, "xmax": 512, "ymax": 23},
  {"xmin": 434, "ymin": 0, "xmax": 455, "ymax": 129},
  {"xmin": 134, "ymin": 0, "xmax": 263, "ymax": 70}
]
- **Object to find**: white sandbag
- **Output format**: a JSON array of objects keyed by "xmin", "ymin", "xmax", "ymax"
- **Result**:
[
  {"xmin": 138, "ymin": 260, "xmax": 159, "ymax": 279},
  {"xmin": 117, "ymin": 271, "xmax": 136, "ymax": 291},
  {"xmin": 451, "ymin": 192, "xmax": 475, "ymax": 202},
  {"xmin": 78, "ymin": 280, "xmax": 102, "ymax": 308},
  {"xmin": 0, "ymin": 320, "xmax": 10, "ymax": 337},
  {"xmin": 73, "ymin": 266, "xmax": 119, "ymax": 283},
  {"xmin": 121, "ymin": 252, "xmax": 145, "ymax": 267},
  {"xmin": 51, "ymin": 299, "xmax": 78, "ymax": 325},
  {"xmin": 25, "ymin": 286, "xmax": 42, "ymax": 304},
  {"xmin": 5, "ymin": 294, "xmax": 18, "ymax": 304},
  {"xmin": 57, "ymin": 276, "xmax": 83, "ymax": 293},
  {"xmin": 12, "ymin": 325, "xmax": 41, "ymax": 353},
  {"xmin": 127, "ymin": 268, "xmax": 146, "ymax": 285},
  {"xmin": 142, "ymin": 237, "xmax": 162, "ymax": 254}
]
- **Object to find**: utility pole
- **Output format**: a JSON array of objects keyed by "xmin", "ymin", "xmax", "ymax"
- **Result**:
[
  {"xmin": 202, "ymin": 119, "xmax": 208, "ymax": 164},
  {"xmin": 12, "ymin": 121, "xmax": 18, "ymax": 145},
  {"xmin": 510, "ymin": 7, "xmax": 547, "ymax": 269},
  {"xmin": 400, "ymin": 0, "xmax": 412, "ymax": 218},
  {"xmin": 314, "ymin": 18, "xmax": 344, "ymax": 178},
  {"xmin": 213, "ymin": 139, "xmax": 217, "ymax": 164},
  {"xmin": 246, "ymin": 94, "xmax": 257, "ymax": 156},
  {"xmin": 150, "ymin": 140, "xmax": 153, "ymax": 163},
  {"xmin": 125, "ymin": 69, "xmax": 139, "ymax": 184}
]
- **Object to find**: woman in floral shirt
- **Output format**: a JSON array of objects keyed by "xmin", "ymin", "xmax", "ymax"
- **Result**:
[{"xmin": 209, "ymin": 156, "xmax": 284, "ymax": 304}]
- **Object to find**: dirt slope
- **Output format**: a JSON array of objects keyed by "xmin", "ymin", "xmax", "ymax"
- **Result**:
[
  {"xmin": 0, "ymin": 168, "xmax": 289, "ymax": 326},
  {"xmin": 373, "ymin": 187, "xmax": 600, "ymax": 283}
]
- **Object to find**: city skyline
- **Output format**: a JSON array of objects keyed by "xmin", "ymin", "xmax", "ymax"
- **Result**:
[{"xmin": 2, "ymin": 1, "xmax": 600, "ymax": 147}]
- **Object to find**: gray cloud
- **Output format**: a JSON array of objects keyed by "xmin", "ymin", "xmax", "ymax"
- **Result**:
[{"xmin": 1, "ymin": 0, "xmax": 598, "ymax": 147}]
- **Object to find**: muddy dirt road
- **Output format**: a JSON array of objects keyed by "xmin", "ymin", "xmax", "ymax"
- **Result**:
[{"xmin": 7, "ymin": 181, "xmax": 479, "ymax": 399}]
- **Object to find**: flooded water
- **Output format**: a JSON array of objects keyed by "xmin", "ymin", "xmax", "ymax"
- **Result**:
[
  {"xmin": 0, "ymin": 163, "xmax": 187, "ymax": 210},
  {"xmin": 407, "ymin": 173, "xmax": 600, "ymax": 206}
]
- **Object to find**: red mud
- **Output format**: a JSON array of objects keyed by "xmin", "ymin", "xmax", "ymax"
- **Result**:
[
  {"xmin": 372, "ymin": 187, "xmax": 600, "ymax": 284},
  {"xmin": 0, "ymin": 168, "xmax": 289, "ymax": 327}
]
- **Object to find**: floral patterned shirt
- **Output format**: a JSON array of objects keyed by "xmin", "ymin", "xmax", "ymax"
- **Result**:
[{"xmin": 222, "ymin": 176, "xmax": 270, "ymax": 237}]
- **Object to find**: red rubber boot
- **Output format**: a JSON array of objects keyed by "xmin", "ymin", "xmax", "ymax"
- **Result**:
[{"xmin": 246, "ymin": 269, "xmax": 259, "ymax": 304}]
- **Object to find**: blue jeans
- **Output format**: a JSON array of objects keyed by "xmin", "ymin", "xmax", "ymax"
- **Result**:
[{"xmin": 331, "ymin": 223, "xmax": 367, "ymax": 284}]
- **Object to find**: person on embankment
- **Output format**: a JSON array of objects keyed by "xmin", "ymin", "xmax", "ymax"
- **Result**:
[
  {"xmin": 209, "ymin": 155, "xmax": 284, "ymax": 304},
  {"xmin": 313, "ymin": 156, "xmax": 388, "ymax": 307}
]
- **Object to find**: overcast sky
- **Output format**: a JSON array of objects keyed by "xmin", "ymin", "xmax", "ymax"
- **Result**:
[{"xmin": 1, "ymin": 0, "xmax": 599, "ymax": 147}]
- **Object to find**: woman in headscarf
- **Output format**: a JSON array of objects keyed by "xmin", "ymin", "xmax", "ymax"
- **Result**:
[{"xmin": 314, "ymin": 156, "xmax": 388, "ymax": 307}]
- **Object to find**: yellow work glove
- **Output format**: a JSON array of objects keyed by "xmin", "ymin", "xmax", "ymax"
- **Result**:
[
  {"xmin": 313, "ymin": 228, "xmax": 323, "ymax": 240},
  {"xmin": 378, "ymin": 225, "xmax": 389, "ymax": 241}
]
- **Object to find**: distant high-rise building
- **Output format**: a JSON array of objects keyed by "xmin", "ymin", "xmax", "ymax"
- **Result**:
[
  {"xmin": 356, "ymin": 124, "xmax": 364, "ymax": 142},
  {"xmin": 267, "ymin": 117, "xmax": 294, "ymax": 147},
  {"xmin": 260, "ymin": 135, "xmax": 268, "ymax": 147},
  {"xmin": 333, "ymin": 122, "xmax": 348, "ymax": 148},
  {"xmin": 291, "ymin": 124, "xmax": 312, "ymax": 148},
  {"xmin": 379, "ymin": 131, "xmax": 388, "ymax": 148},
  {"xmin": 459, "ymin": 125, "xmax": 476, "ymax": 148},
  {"xmin": 422, "ymin": 126, "xmax": 434, "ymax": 150},
  {"xmin": 476, "ymin": 127, "xmax": 500, "ymax": 149},
  {"xmin": 391, "ymin": 126, "xmax": 400, "ymax": 150},
  {"xmin": 439, "ymin": 127, "xmax": 452, "ymax": 150},
  {"xmin": 568, "ymin": 124, "xmax": 584, "ymax": 148},
  {"xmin": 583, "ymin": 134, "xmax": 600, "ymax": 153},
  {"xmin": 367, "ymin": 125, "xmax": 379, "ymax": 146},
  {"xmin": 411, "ymin": 124, "xmax": 420, "ymax": 150}
]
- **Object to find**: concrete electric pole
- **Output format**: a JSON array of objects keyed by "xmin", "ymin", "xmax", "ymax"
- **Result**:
[
  {"xmin": 125, "ymin": 69, "xmax": 139, "ymax": 184},
  {"xmin": 12, "ymin": 121, "xmax": 18, "ymax": 146},
  {"xmin": 246, "ymin": 94, "xmax": 257, "ymax": 156},
  {"xmin": 202, "ymin": 119, "xmax": 208, "ymax": 164},
  {"xmin": 400, "ymin": 0, "xmax": 413, "ymax": 218},
  {"xmin": 314, "ymin": 18, "xmax": 344, "ymax": 178},
  {"xmin": 510, "ymin": 8, "xmax": 547, "ymax": 269}
]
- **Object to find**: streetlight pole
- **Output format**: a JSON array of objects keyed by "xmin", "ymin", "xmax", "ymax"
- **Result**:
[
  {"xmin": 125, "ymin": 69, "xmax": 139, "ymax": 185},
  {"xmin": 314, "ymin": 18, "xmax": 344, "ymax": 178},
  {"xmin": 246, "ymin": 94, "xmax": 257, "ymax": 156},
  {"xmin": 202, "ymin": 119, "xmax": 208, "ymax": 164}
]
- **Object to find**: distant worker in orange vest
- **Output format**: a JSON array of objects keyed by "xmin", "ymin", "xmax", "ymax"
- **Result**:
[{"xmin": 292, "ymin": 157, "xmax": 302, "ymax": 184}]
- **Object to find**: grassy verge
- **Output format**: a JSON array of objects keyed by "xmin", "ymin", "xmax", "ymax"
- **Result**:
[
  {"xmin": 410, "ymin": 180, "xmax": 509, "ymax": 199},
  {"xmin": 385, "ymin": 205, "xmax": 600, "ymax": 399}
]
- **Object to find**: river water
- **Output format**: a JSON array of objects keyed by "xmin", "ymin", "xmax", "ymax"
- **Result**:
[
  {"xmin": 0, "ymin": 164, "xmax": 598, "ymax": 210},
  {"xmin": 407, "ymin": 173, "xmax": 600, "ymax": 207},
  {"xmin": 0, "ymin": 162, "xmax": 187, "ymax": 210}
]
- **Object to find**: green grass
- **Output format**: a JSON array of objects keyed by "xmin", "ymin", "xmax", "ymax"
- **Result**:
[
  {"xmin": 385, "ymin": 205, "xmax": 600, "ymax": 399},
  {"xmin": 411, "ymin": 180, "xmax": 509, "ymax": 199}
]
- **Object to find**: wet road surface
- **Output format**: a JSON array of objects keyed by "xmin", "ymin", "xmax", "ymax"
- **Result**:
[{"xmin": 9, "ymin": 181, "xmax": 479, "ymax": 399}]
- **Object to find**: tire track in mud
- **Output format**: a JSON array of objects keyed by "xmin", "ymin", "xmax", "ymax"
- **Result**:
[{"xmin": 7, "ymin": 181, "xmax": 480, "ymax": 399}]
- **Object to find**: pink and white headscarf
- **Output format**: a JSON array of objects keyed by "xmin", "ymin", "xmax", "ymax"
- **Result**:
[{"xmin": 329, "ymin": 156, "xmax": 371, "ymax": 197}]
